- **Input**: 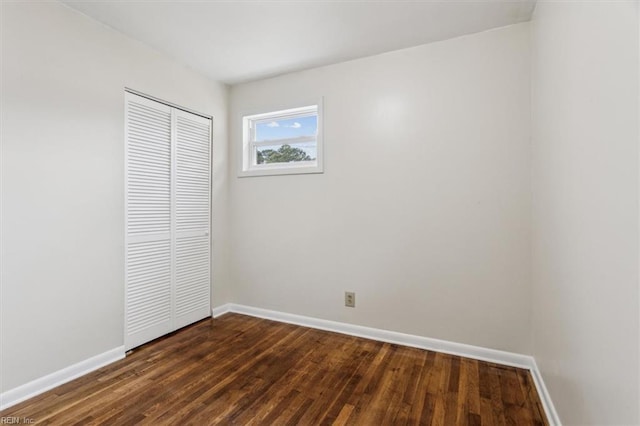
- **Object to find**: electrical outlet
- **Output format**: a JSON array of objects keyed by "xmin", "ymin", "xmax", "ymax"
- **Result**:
[{"xmin": 345, "ymin": 291, "xmax": 355, "ymax": 308}]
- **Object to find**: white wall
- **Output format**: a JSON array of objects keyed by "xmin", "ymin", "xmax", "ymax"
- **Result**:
[
  {"xmin": 0, "ymin": 2, "xmax": 230, "ymax": 392},
  {"xmin": 531, "ymin": 2, "xmax": 639, "ymax": 424},
  {"xmin": 229, "ymin": 23, "xmax": 532, "ymax": 354}
]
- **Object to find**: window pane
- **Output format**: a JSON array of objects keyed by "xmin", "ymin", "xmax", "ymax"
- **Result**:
[
  {"xmin": 255, "ymin": 115, "xmax": 317, "ymax": 142},
  {"xmin": 256, "ymin": 143, "xmax": 316, "ymax": 165}
]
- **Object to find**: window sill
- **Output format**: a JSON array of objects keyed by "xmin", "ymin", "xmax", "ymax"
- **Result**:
[{"xmin": 238, "ymin": 165, "xmax": 324, "ymax": 178}]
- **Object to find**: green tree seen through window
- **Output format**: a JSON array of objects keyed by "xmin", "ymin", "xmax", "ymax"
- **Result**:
[{"xmin": 257, "ymin": 144, "xmax": 314, "ymax": 164}]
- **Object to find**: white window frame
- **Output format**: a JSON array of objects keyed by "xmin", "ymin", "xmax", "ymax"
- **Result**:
[{"xmin": 238, "ymin": 99, "xmax": 323, "ymax": 177}]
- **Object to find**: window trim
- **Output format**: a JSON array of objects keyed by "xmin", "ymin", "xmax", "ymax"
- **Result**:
[{"xmin": 238, "ymin": 99, "xmax": 323, "ymax": 177}]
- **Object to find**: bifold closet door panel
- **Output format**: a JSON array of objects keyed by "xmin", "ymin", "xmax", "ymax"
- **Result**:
[
  {"xmin": 174, "ymin": 109, "xmax": 211, "ymax": 330},
  {"xmin": 125, "ymin": 93, "xmax": 173, "ymax": 350}
]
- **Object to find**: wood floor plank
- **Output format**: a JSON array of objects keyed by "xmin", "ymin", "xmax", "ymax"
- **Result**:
[
  {"xmin": 0, "ymin": 314, "xmax": 548, "ymax": 425},
  {"xmin": 466, "ymin": 359, "xmax": 481, "ymax": 416},
  {"xmin": 332, "ymin": 403, "xmax": 355, "ymax": 426}
]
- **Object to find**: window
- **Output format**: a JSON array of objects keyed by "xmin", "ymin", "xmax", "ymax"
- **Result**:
[{"xmin": 239, "ymin": 102, "xmax": 323, "ymax": 177}]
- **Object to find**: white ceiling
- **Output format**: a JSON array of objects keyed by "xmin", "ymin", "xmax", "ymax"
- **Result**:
[{"xmin": 61, "ymin": 0, "xmax": 536, "ymax": 85}]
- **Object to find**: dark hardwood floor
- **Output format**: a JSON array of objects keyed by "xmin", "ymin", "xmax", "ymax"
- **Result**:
[{"xmin": 1, "ymin": 314, "xmax": 548, "ymax": 425}]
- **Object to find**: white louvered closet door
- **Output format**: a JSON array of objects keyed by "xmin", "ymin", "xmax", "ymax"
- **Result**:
[
  {"xmin": 125, "ymin": 92, "xmax": 211, "ymax": 351},
  {"xmin": 125, "ymin": 94, "xmax": 173, "ymax": 350},
  {"xmin": 174, "ymin": 110, "xmax": 211, "ymax": 330}
]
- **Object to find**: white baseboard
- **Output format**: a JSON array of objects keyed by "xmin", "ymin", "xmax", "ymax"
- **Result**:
[
  {"xmin": 213, "ymin": 303, "xmax": 561, "ymax": 425},
  {"xmin": 529, "ymin": 358, "xmax": 562, "ymax": 425},
  {"xmin": 211, "ymin": 303, "xmax": 232, "ymax": 318},
  {"xmin": 213, "ymin": 303, "xmax": 531, "ymax": 367},
  {"xmin": 0, "ymin": 346, "xmax": 125, "ymax": 411}
]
